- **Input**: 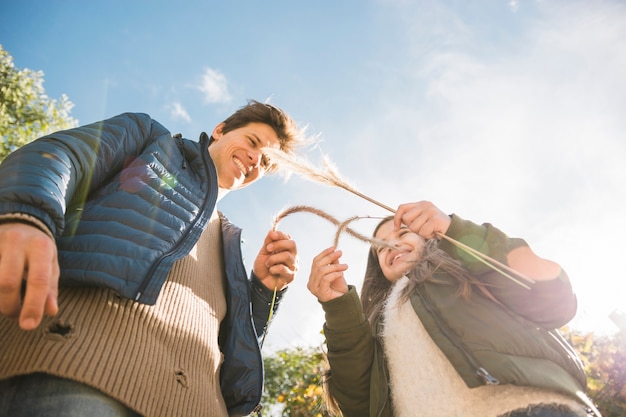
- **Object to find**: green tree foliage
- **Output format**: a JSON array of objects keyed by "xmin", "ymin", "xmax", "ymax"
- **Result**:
[
  {"xmin": 565, "ymin": 311, "xmax": 626, "ymax": 417},
  {"xmin": 261, "ymin": 324, "xmax": 626, "ymax": 417},
  {"xmin": 0, "ymin": 44, "xmax": 77, "ymax": 162},
  {"xmin": 259, "ymin": 346, "xmax": 332, "ymax": 417}
]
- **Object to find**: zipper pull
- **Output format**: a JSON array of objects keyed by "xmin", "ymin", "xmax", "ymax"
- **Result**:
[
  {"xmin": 477, "ymin": 367, "xmax": 500, "ymax": 385},
  {"xmin": 251, "ymin": 403, "xmax": 263, "ymax": 416},
  {"xmin": 173, "ymin": 133, "xmax": 187, "ymax": 170}
]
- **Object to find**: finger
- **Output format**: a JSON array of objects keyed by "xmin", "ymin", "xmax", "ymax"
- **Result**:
[
  {"xmin": 267, "ymin": 264, "xmax": 296, "ymax": 284},
  {"xmin": 395, "ymin": 202, "xmax": 422, "ymax": 230},
  {"xmin": 44, "ymin": 253, "xmax": 60, "ymax": 317},
  {"xmin": 0, "ymin": 250, "xmax": 25, "ymax": 321},
  {"xmin": 264, "ymin": 230, "xmax": 294, "ymax": 251},
  {"xmin": 418, "ymin": 221, "xmax": 435, "ymax": 239},
  {"xmin": 308, "ymin": 264, "xmax": 348, "ymax": 301},
  {"xmin": 319, "ymin": 263, "xmax": 348, "ymax": 280},
  {"xmin": 394, "ymin": 204, "xmax": 408, "ymax": 230},
  {"xmin": 311, "ymin": 261, "xmax": 348, "ymax": 288},
  {"xmin": 268, "ymin": 252, "xmax": 299, "ymax": 271},
  {"xmin": 258, "ymin": 231, "xmax": 277, "ymax": 255},
  {"xmin": 270, "ymin": 229, "xmax": 292, "ymax": 241},
  {"xmin": 266, "ymin": 237, "xmax": 297, "ymax": 255},
  {"xmin": 266, "ymin": 250, "xmax": 298, "ymax": 271},
  {"xmin": 307, "ymin": 263, "xmax": 347, "ymax": 293},
  {"xmin": 19, "ymin": 236, "xmax": 57, "ymax": 330},
  {"xmin": 314, "ymin": 247, "xmax": 341, "ymax": 265},
  {"xmin": 321, "ymin": 270, "xmax": 348, "ymax": 288}
]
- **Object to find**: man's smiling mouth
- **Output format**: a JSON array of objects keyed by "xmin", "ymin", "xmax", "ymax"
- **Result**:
[{"xmin": 234, "ymin": 157, "xmax": 247, "ymax": 176}]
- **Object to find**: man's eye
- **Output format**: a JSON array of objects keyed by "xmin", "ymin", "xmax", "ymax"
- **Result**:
[{"xmin": 260, "ymin": 155, "xmax": 270, "ymax": 168}]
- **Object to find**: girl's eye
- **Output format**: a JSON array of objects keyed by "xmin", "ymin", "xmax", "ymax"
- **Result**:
[{"xmin": 376, "ymin": 241, "xmax": 392, "ymax": 254}]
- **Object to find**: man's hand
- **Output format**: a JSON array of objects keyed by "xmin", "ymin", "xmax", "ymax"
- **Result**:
[
  {"xmin": 253, "ymin": 230, "xmax": 298, "ymax": 291},
  {"xmin": 0, "ymin": 222, "xmax": 59, "ymax": 330}
]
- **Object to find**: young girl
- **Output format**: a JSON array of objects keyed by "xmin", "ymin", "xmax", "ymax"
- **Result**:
[{"xmin": 307, "ymin": 201, "xmax": 600, "ymax": 417}]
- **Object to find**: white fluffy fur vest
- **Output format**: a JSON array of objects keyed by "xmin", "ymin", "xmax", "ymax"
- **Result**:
[{"xmin": 381, "ymin": 276, "xmax": 588, "ymax": 417}]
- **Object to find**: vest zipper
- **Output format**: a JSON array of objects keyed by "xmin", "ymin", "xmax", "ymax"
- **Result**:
[
  {"xmin": 173, "ymin": 134, "xmax": 187, "ymax": 170},
  {"xmin": 416, "ymin": 284, "xmax": 500, "ymax": 385},
  {"xmin": 134, "ymin": 134, "xmax": 216, "ymax": 301}
]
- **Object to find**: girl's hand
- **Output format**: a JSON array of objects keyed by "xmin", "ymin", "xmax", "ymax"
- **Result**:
[
  {"xmin": 394, "ymin": 201, "xmax": 452, "ymax": 239},
  {"xmin": 307, "ymin": 247, "xmax": 349, "ymax": 302}
]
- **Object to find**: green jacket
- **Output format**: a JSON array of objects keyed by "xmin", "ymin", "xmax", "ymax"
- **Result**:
[{"xmin": 321, "ymin": 215, "xmax": 587, "ymax": 417}]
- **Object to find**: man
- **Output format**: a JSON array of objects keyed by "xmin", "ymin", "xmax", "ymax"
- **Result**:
[{"xmin": 0, "ymin": 100, "xmax": 304, "ymax": 417}]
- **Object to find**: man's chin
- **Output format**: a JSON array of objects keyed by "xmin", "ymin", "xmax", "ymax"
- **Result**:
[
  {"xmin": 229, "ymin": 181, "xmax": 250, "ymax": 191},
  {"xmin": 219, "ymin": 177, "xmax": 246, "ymax": 190}
]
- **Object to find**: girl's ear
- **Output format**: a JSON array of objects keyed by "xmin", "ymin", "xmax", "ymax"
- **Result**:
[{"xmin": 211, "ymin": 123, "xmax": 225, "ymax": 140}]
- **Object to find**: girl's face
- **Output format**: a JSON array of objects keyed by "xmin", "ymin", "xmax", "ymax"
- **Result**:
[{"xmin": 374, "ymin": 220, "xmax": 426, "ymax": 282}]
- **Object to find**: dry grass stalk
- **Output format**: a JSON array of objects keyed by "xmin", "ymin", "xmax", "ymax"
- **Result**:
[
  {"xmin": 264, "ymin": 148, "xmax": 534, "ymax": 289},
  {"xmin": 272, "ymin": 205, "xmax": 394, "ymax": 251},
  {"xmin": 333, "ymin": 216, "xmax": 362, "ymax": 248},
  {"xmin": 261, "ymin": 205, "xmax": 392, "ymax": 349},
  {"xmin": 263, "ymin": 147, "xmax": 395, "ymax": 212},
  {"xmin": 436, "ymin": 234, "xmax": 534, "ymax": 288}
]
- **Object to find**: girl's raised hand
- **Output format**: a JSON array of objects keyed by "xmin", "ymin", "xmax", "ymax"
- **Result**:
[
  {"xmin": 307, "ymin": 246, "xmax": 349, "ymax": 302},
  {"xmin": 394, "ymin": 201, "xmax": 452, "ymax": 239}
]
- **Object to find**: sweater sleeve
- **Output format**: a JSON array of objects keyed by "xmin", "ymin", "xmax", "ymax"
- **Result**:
[
  {"xmin": 321, "ymin": 286, "xmax": 374, "ymax": 417},
  {"xmin": 438, "ymin": 214, "xmax": 577, "ymax": 328}
]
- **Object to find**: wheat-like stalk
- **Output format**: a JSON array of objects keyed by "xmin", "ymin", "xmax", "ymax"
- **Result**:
[
  {"xmin": 263, "ymin": 147, "xmax": 534, "ymax": 289},
  {"xmin": 260, "ymin": 205, "xmax": 391, "ymax": 349},
  {"xmin": 263, "ymin": 147, "xmax": 395, "ymax": 212},
  {"xmin": 333, "ymin": 216, "xmax": 362, "ymax": 248},
  {"xmin": 272, "ymin": 205, "xmax": 394, "ymax": 250}
]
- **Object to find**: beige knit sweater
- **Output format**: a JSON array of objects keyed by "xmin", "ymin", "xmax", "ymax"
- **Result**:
[
  {"xmin": 383, "ymin": 276, "xmax": 590, "ymax": 417},
  {"xmin": 0, "ymin": 209, "xmax": 229, "ymax": 417}
]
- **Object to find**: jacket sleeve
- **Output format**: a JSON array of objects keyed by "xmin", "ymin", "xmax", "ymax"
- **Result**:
[
  {"xmin": 249, "ymin": 272, "xmax": 287, "ymax": 339},
  {"xmin": 439, "ymin": 214, "xmax": 577, "ymax": 328},
  {"xmin": 322, "ymin": 286, "xmax": 374, "ymax": 417},
  {"xmin": 0, "ymin": 112, "xmax": 164, "ymax": 236}
]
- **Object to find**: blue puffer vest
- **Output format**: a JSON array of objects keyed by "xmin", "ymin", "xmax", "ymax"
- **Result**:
[{"xmin": 0, "ymin": 113, "xmax": 278, "ymax": 416}]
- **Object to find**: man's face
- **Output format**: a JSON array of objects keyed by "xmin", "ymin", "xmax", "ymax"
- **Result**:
[{"xmin": 208, "ymin": 122, "xmax": 280, "ymax": 190}]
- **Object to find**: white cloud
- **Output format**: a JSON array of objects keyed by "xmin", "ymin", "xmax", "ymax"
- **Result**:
[
  {"xmin": 170, "ymin": 101, "xmax": 191, "ymax": 123},
  {"xmin": 272, "ymin": 1, "xmax": 626, "ymax": 346},
  {"xmin": 220, "ymin": 1, "xmax": 626, "ymax": 350},
  {"xmin": 369, "ymin": 1, "xmax": 626, "ymax": 335},
  {"xmin": 198, "ymin": 67, "xmax": 231, "ymax": 104}
]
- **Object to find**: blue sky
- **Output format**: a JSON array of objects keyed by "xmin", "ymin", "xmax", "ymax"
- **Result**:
[{"xmin": 2, "ymin": 0, "xmax": 625, "ymax": 350}]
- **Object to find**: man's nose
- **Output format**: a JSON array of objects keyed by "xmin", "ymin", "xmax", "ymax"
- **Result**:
[
  {"xmin": 249, "ymin": 150, "xmax": 262, "ymax": 170},
  {"xmin": 248, "ymin": 151, "xmax": 261, "ymax": 168}
]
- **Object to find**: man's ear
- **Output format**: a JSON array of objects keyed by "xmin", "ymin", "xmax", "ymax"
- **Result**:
[{"xmin": 211, "ymin": 122, "xmax": 225, "ymax": 140}]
